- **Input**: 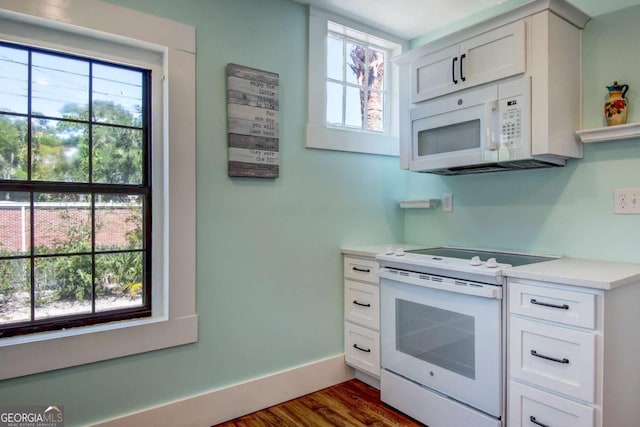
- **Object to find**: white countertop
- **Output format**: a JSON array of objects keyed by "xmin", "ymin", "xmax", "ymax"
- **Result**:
[
  {"xmin": 342, "ymin": 244, "xmax": 640, "ymax": 291},
  {"xmin": 506, "ymin": 258, "xmax": 640, "ymax": 290},
  {"xmin": 341, "ymin": 244, "xmax": 431, "ymax": 258}
]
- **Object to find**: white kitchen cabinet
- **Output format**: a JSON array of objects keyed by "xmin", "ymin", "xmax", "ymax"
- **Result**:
[
  {"xmin": 395, "ymin": 0, "xmax": 588, "ymax": 169},
  {"xmin": 507, "ymin": 276, "xmax": 640, "ymax": 427},
  {"xmin": 343, "ymin": 255, "xmax": 381, "ymax": 387},
  {"xmin": 411, "ymin": 20, "xmax": 525, "ymax": 103}
]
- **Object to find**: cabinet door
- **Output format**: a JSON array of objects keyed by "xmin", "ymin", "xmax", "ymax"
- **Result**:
[
  {"xmin": 411, "ymin": 20, "xmax": 526, "ymax": 103},
  {"xmin": 460, "ymin": 20, "xmax": 526, "ymax": 90},
  {"xmin": 509, "ymin": 381, "xmax": 595, "ymax": 427},
  {"xmin": 411, "ymin": 44, "xmax": 460, "ymax": 103}
]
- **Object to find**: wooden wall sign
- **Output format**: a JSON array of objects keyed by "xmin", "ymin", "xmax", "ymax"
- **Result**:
[{"xmin": 226, "ymin": 64, "xmax": 279, "ymax": 178}]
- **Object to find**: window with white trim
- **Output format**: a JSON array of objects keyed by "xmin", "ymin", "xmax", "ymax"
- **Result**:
[
  {"xmin": 306, "ymin": 7, "xmax": 407, "ymax": 156},
  {"xmin": 0, "ymin": 41, "xmax": 152, "ymax": 338},
  {"xmin": 0, "ymin": 0, "xmax": 197, "ymax": 380}
]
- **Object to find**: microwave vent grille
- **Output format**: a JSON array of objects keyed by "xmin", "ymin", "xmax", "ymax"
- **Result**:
[{"xmin": 425, "ymin": 159, "xmax": 565, "ymax": 176}]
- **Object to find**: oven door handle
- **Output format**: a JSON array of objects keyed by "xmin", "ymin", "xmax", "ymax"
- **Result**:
[{"xmin": 379, "ymin": 268, "xmax": 502, "ymax": 299}]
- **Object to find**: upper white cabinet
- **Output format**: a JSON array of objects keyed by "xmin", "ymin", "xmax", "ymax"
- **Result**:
[
  {"xmin": 412, "ymin": 21, "xmax": 526, "ymax": 103},
  {"xmin": 394, "ymin": 0, "xmax": 590, "ymax": 169}
]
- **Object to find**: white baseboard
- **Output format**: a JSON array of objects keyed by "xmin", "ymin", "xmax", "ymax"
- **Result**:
[{"xmin": 91, "ymin": 354, "xmax": 354, "ymax": 427}]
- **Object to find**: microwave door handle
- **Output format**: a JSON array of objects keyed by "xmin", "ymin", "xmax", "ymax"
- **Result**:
[{"xmin": 485, "ymin": 100, "xmax": 499, "ymax": 150}]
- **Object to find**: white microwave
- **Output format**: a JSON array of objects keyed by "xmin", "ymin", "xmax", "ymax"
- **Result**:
[{"xmin": 408, "ymin": 77, "xmax": 565, "ymax": 175}]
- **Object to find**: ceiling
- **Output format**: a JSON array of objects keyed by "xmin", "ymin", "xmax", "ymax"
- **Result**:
[{"xmin": 294, "ymin": 0, "xmax": 640, "ymax": 40}]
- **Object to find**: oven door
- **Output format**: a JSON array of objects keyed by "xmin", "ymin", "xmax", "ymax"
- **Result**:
[{"xmin": 380, "ymin": 275, "xmax": 502, "ymax": 417}]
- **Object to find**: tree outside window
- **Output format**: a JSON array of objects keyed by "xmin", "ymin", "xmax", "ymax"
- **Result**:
[
  {"xmin": 0, "ymin": 42, "xmax": 151, "ymax": 337},
  {"xmin": 326, "ymin": 28, "xmax": 388, "ymax": 133}
]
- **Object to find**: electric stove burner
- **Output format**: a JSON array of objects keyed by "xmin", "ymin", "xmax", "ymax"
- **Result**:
[{"xmin": 406, "ymin": 247, "xmax": 557, "ymax": 267}]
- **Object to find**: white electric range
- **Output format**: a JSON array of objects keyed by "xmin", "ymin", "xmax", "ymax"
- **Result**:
[{"xmin": 376, "ymin": 246, "xmax": 557, "ymax": 427}]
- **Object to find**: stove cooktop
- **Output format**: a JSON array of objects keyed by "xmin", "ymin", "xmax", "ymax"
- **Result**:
[{"xmin": 406, "ymin": 247, "xmax": 557, "ymax": 267}]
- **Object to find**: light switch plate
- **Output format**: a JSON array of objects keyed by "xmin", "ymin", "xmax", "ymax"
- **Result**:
[{"xmin": 442, "ymin": 193, "xmax": 453, "ymax": 212}]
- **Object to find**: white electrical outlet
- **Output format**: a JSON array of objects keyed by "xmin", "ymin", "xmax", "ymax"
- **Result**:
[
  {"xmin": 614, "ymin": 188, "xmax": 640, "ymax": 214},
  {"xmin": 442, "ymin": 193, "xmax": 453, "ymax": 212}
]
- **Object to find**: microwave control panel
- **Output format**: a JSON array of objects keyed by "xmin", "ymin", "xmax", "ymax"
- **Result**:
[{"xmin": 498, "ymin": 96, "xmax": 523, "ymax": 147}]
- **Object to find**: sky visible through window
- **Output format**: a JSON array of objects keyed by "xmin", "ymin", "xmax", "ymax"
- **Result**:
[{"xmin": 0, "ymin": 45, "xmax": 143, "ymax": 121}]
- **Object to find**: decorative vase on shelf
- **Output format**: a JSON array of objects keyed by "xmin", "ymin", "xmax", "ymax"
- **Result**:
[{"xmin": 604, "ymin": 80, "xmax": 629, "ymax": 126}]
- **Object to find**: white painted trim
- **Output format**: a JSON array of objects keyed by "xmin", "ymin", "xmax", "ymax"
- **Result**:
[
  {"xmin": 0, "ymin": 0, "xmax": 195, "ymax": 53},
  {"xmin": 0, "ymin": 0, "xmax": 197, "ymax": 379},
  {"xmin": 90, "ymin": 355, "xmax": 355, "ymax": 427},
  {"xmin": 306, "ymin": 124, "xmax": 399, "ymax": 156},
  {"xmin": 306, "ymin": 6, "xmax": 407, "ymax": 156}
]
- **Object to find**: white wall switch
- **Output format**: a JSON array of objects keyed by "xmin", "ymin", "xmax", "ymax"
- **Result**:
[
  {"xmin": 614, "ymin": 188, "xmax": 640, "ymax": 214},
  {"xmin": 442, "ymin": 193, "xmax": 453, "ymax": 212}
]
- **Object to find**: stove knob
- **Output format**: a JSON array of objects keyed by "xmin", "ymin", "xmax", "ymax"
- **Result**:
[
  {"xmin": 395, "ymin": 248, "xmax": 405, "ymax": 256},
  {"xmin": 470, "ymin": 256, "xmax": 482, "ymax": 266},
  {"xmin": 485, "ymin": 257, "xmax": 499, "ymax": 268}
]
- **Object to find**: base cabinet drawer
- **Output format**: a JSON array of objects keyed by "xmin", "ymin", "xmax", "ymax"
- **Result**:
[
  {"xmin": 344, "ymin": 279, "xmax": 380, "ymax": 330},
  {"xmin": 344, "ymin": 257, "xmax": 379, "ymax": 284},
  {"xmin": 509, "ymin": 281, "xmax": 596, "ymax": 329},
  {"xmin": 510, "ymin": 316, "xmax": 596, "ymax": 402},
  {"xmin": 509, "ymin": 381, "xmax": 594, "ymax": 427},
  {"xmin": 345, "ymin": 322, "xmax": 380, "ymax": 377}
]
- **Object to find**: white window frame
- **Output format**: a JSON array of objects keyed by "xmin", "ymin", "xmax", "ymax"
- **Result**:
[
  {"xmin": 0, "ymin": 0, "xmax": 197, "ymax": 380},
  {"xmin": 306, "ymin": 7, "xmax": 407, "ymax": 156}
]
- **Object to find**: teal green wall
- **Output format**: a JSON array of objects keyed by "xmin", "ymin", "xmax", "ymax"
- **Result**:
[
  {"xmin": 0, "ymin": 0, "xmax": 406, "ymax": 425},
  {"xmin": 403, "ymin": 5, "xmax": 640, "ymax": 262}
]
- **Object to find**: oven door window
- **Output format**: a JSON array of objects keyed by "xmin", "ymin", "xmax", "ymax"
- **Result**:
[{"xmin": 396, "ymin": 299, "xmax": 475, "ymax": 379}]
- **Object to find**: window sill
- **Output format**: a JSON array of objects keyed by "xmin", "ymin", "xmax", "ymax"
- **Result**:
[
  {"xmin": 306, "ymin": 124, "xmax": 399, "ymax": 156},
  {"xmin": 0, "ymin": 314, "xmax": 198, "ymax": 380}
]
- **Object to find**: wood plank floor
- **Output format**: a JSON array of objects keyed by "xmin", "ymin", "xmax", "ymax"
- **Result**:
[{"xmin": 214, "ymin": 379, "xmax": 424, "ymax": 427}]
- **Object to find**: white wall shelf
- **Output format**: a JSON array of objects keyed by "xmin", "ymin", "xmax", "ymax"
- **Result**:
[
  {"xmin": 576, "ymin": 123, "xmax": 640, "ymax": 143},
  {"xmin": 398, "ymin": 199, "xmax": 440, "ymax": 209}
]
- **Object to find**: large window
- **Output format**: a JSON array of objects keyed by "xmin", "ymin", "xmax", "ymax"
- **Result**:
[
  {"xmin": 306, "ymin": 7, "xmax": 407, "ymax": 156},
  {"xmin": 0, "ymin": 0, "xmax": 196, "ymax": 380},
  {"xmin": 0, "ymin": 42, "xmax": 151, "ymax": 337}
]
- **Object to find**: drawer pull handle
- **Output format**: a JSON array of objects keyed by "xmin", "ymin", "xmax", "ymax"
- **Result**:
[
  {"xmin": 353, "ymin": 300, "xmax": 371, "ymax": 307},
  {"xmin": 531, "ymin": 349, "xmax": 569, "ymax": 364},
  {"xmin": 530, "ymin": 416, "xmax": 550, "ymax": 427},
  {"xmin": 352, "ymin": 266, "xmax": 371, "ymax": 273},
  {"xmin": 531, "ymin": 299, "xmax": 569, "ymax": 310},
  {"xmin": 353, "ymin": 344, "xmax": 371, "ymax": 353}
]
